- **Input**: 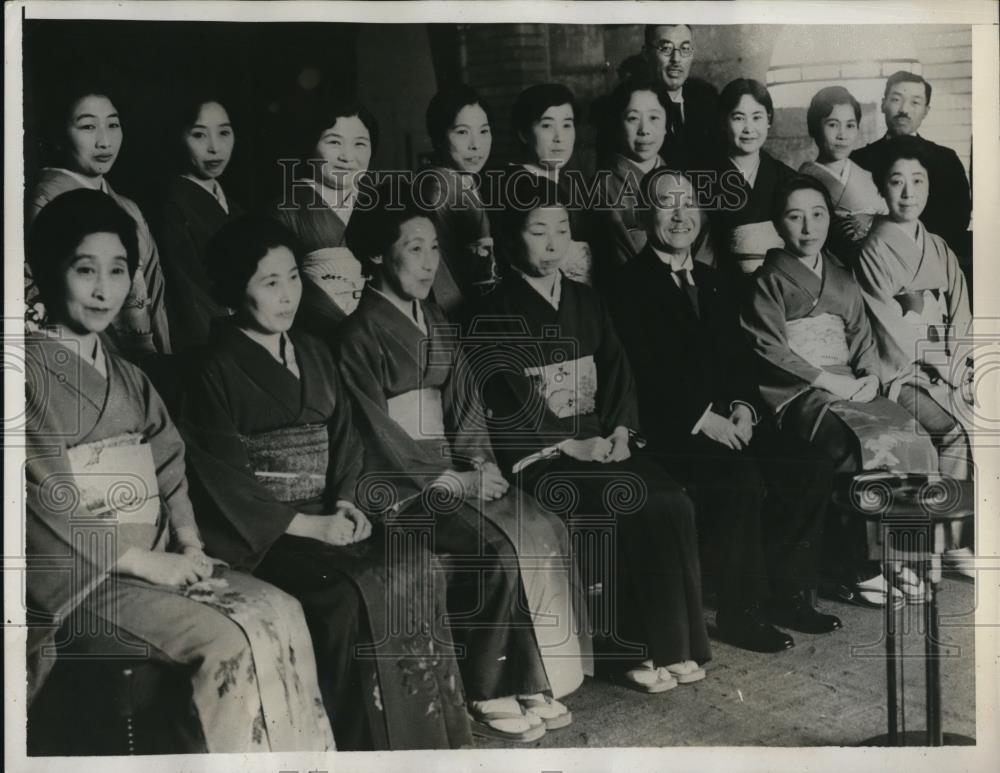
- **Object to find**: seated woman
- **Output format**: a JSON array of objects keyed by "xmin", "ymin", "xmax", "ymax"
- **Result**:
[
  {"xmin": 611, "ymin": 167, "xmax": 840, "ymax": 652},
  {"xmin": 24, "ymin": 189, "xmax": 333, "ymax": 752},
  {"xmin": 473, "ymin": 176, "xmax": 711, "ymax": 693},
  {"xmin": 799, "ymin": 86, "xmax": 888, "ymax": 267},
  {"xmin": 503, "ymin": 83, "xmax": 593, "ymax": 285},
  {"xmin": 420, "ymin": 84, "xmax": 499, "ymax": 320},
  {"xmin": 709, "ymin": 78, "xmax": 796, "ymax": 276},
  {"xmin": 176, "ymin": 217, "xmax": 471, "ymax": 751},
  {"xmin": 27, "ymin": 72, "xmax": 170, "ymax": 355},
  {"xmin": 153, "ymin": 92, "xmax": 244, "ymax": 352},
  {"xmin": 741, "ymin": 175, "xmax": 940, "ymax": 605},
  {"xmin": 273, "ymin": 96, "xmax": 375, "ymax": 339},
  {"xmin": 338, "ymin": 188, "xmax": 588, "ymax": 742},
  {"xmin": 856, "ymin": 136, "xmax": 973, "ymax": 480}
]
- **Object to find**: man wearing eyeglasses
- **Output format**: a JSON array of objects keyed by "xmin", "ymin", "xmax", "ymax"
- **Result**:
[{"xmin": 637, "ymin": 24, "xmax": 721, "ymax": 173}]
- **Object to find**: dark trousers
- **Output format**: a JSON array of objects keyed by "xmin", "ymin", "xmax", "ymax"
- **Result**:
[
  {"xmin": 429, "ymin": 505, "xmax": 549, "ymax": 701},
  {"xmin": 256, "ymin": 535, "xmax": 374, "ymax": 751},
  {"xmin": 519, "ymin": 452, "xmax": 710, "ymax": 668},
  {"xmin": 652, "ymin": 423, "xmax": 833, "ymax": 612}
]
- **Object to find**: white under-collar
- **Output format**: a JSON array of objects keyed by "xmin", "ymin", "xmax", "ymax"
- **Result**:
[
  {"xmin": 516, "ymin": 267, "xmax": 562, "ymax": 309},
  {"xmin": 371, "ymin": 285, "xmax": 427, "ymax": 334}
]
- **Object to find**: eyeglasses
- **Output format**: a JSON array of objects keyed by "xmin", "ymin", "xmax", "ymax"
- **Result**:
[{"xmin": 649, "ymin": 42, "xmax": 694, "ymax": 58}]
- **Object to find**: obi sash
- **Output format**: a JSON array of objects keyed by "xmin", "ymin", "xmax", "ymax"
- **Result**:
[
  {"xmin": 894, "ymin": 288, "xmax": 948, "ymax": 344},
  {"xmin": 561, "ymin": 241, "xmax": 593, "ymax": 286},
  {"xmin": 66, "ymin": 432, "xmax": 164, "ymax": 551},
  {"xmin": 786, "ymin": 313, "xmax": 850, "ymax": 370},
  {"xmin": 524, "ymin": 354, "xmax": 598, "ymax": 418},
  {"xmin": 387, "ymin": 388, "xmax": 446, "ymax": 439},
  {"xmin": 301, "ymin": 247, "xmax": 366, "ymax": 316},
  {"xmin": 729, "ymin": 221, "xmax": 784, "ymax": 273},
  {"xmin": 242, "ymin": 423, "xmax": 328, "ymax": 504}
]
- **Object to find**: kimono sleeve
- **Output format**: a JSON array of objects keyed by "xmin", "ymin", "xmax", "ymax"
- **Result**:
[
  {"xmin": 176, "ymin": 364, "xmax": 299, "ymax": 570},
  {"xmin": 136, "ymin": 212, "xmax": 172, "ymax": 355},
  {"xmin": 839, "ymin": 272, "xmax": 883, "ymax": 379},
  {"xmin": 441, "ymin": 340, "xmax": 497, "ymax": 468},
  {"xmin": 324, "ymin": 364, "xmax": 365, "ymax": 506},
  {"xmin": 592, "ymin": 291, "xmax": 641, "ymax": 433}
]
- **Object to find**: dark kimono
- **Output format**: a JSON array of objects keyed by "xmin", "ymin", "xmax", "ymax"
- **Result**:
[
  {"xmin": 611, "ymin": 248, "xmax": 834, "ymax": 608},
  {"xmin": 178, "ymin": 321, "xmax": 471, "ymax": 750},
  {"xmin": 420, "ymin": 166, "xmax": 496, "ymax": 321},
  {"xmin": 274, "ymin": 181, "xmax": 366, "ymax": 341},
  {"xmin": 153, "ymin": 176, "xmax": 244, "ymax": 352},
  {"xmin": 338, "ymin": 287, "xmax": 589, "ymax": 701},
  {"xmin": 741, "ymin": 248, "xmax": 938, "ymax": 475},
  {"xmin": 709, "ymin": 151, "xmax": 796, "ymax": 275},
  {"xmin": 24, "ymin": 331, "xmax": 333, "ymax": 752},
  {"xmin": 474, "ymin": 272, "xmax": 711, "ymax": 668},
  {"xmin": 26, "ymin": 168, "xmax": 171, "ymax": 355}
]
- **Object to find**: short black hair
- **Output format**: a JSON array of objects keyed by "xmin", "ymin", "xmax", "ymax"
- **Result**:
[
  {"xmin": 345, "ymin": 181, "xmax": 435, "ymax": 276},
  {"xmin": 643, "ymin": 23, "xmax": 694, "ymax": 47},
  {"xmin": 719, "ymin": 78, "xmax": 774, "ymax": 125},
  {"xmin": 595, "ymin": 74, "xmax": 672, "ymax": 161},
  {"xmin": 296, "ymin": 93, "xmax": 379, "ymax": 164},
  {"xmin": 38, "ymin": 68, "xmax": 124, "ymax": 167},
  {"xmin": 806, "ymin": 86, "xmax": 862, "ymax": 144},
  {"xmin": 511, "ymin": 83, "xmax": 577, "ymax": 151},
  {"xmin": 884, "ymin": 70, "xmax": 932, "ymax": 106},
  {"xmin": 205, "ymin": 216, "xmax": 303, "ymax": 309},
  {"xmin": 871, "ymin": 135, "xmax": 933, "ymax": 196},
  {"xmin": 426, "ymin": 84, "xmax": 493, "ymax": 153},
  {"xmin": 770, "ymin": 174, "xmax": 835, "ymax": 229},
  {"xmin": 27, "ymin": 189, "xmax": 139, "ymax": 308}
]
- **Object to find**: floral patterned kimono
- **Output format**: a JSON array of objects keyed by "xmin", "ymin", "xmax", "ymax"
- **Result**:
[
  {"xmin": 274, "ymin": 180, "xmax": 366, "ymax": 341},
  {"xmin": 338, "ymin": 286, "xmax": 590, "ymax": 701},
  {"xmin": 26, "ymin": 168, "xmax": 171, "ymax": 355},
  {"xmin": 741, "ymin": 247, "xmax": 938, "ymax": 475},
  {"xmin": 856, "ymin": 217, "xmax": 973, "ymax": 478},
  {"xmin": 24, "ymin": 331, "xmax": 333, "ymax": 752}
]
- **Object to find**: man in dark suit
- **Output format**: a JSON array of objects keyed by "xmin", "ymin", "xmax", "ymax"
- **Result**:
[
  {"xmin": 610, "ymin": 167, "xmax": 842, "ymax": 652},
  {"xmin": 851, "ymin": 70, "xmax": 971, "ymax": 256},
  {"xmin": 617, "ymin": 24, "xmax": 721, "ymax": 174}
]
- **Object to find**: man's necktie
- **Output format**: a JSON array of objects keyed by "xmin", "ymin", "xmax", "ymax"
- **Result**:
[
  {"xmin": 677, "ymin": 268, "xmax": 700, "ymax": 318},
  {"xmin": 667, "ymin": 100, "xmax": 684, "ymax": 141}
]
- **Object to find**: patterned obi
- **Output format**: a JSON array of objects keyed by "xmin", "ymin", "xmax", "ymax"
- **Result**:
[
  {"xmin": 786, "ymin": 313, "xmax": 851, "ymax": 370},
  {"xmin": 66, "ymin": 432, "xmax": 164, "ymax": 551},
  {"xmin": 729, "ymin": 221, "xmax": 785, "ymax": 273},
  {"xmin": 524, "ymin": 354, "xmax": 598, "ymax": 418},
  {"xmin": 387, "ymin": 388, "xmax": 446, "ymax": 439},
  {"xmin": 242, "ymin": 423, "xmax": 328, "ymax": 504},
  {"xmin": 301, "ymin": 246, "xmax": 366, "ymax": 316}
]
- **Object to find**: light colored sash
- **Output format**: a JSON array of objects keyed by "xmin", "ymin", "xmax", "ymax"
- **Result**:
[
  {"xmin": 729, "ymin": 221, "xmax": 784, "ymax": 273},
  {"xmin": 242, "ymin": 423, "xmax": 328, "ymax": 503},
  {"xmin": 301, "ymin": 246, "xmax": 366, "ymax": 316},
  {"xmin": 387, "ymin": 388, "xmax": 446, "ymax": 439},
  {"xmin": 524, "ymin": 354, "xmax": 598, "ymax": 418},
  {"xmin": 786, "ymin": 313, "xmax": 851, "ymax": 370}
]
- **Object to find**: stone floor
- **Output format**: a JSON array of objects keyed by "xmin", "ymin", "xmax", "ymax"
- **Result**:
[{"xmin": 476, "ymin": 578, "xmax": 977, "ymax": 748}]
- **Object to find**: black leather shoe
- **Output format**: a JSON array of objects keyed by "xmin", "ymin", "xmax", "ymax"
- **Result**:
[
  {"xmin": 769, "ymin": 592, "xmax": 843, "ymax": 634},
  {"xmin": 717, "ymin": 605, "xmax": 795, "ymax": 653}
]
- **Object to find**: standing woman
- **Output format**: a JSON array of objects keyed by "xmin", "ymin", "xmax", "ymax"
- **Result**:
[
  {"xmin": 153, "ymin": 93, "xmax": 244, "ymax": 352},
  {"xmin": 338, "ymin": 188, "xmax": 588, "ymax": 742},
  {"xmin": 27, "ymin": 75, "xmax": 171, "ymax": 356},
  {"xmin": 274, "ymin": 96, "xmax": 375, "ymax": 340},
  {"xmin": 419, "ymin": 84, "xmax": 498, "ymax": 320},
  {"xmin": 504, "ymin": 84, "xmax": 593, "ymax": 285},
  {"xmin": 177, "ymin": 217, "xmax": 470, "ymax": 750},
  {"xmin": 710, "ymin": 78, "xmax": 796, "ymax": 276},
  {"xmin": 799, "ymin": 86, "xmax": 888, "ymax": 267},
  {"xmin": 24, "ymin": 189, "xmax": 334, "ymax": 752}
]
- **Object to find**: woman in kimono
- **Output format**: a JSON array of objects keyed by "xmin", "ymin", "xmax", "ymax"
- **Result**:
[
  {"xmin": 501, "ymin": 83, "xmax": 593, "ymax": 285},
  {"xmin": 273, "ymin": 96, "xmax": 376, "ymax": 341},
  {"xmin": 418, "ymin": 84, "xmax": 498, "ymax": 320},
  {"xmin": 474, "ymin": 175, "xmax": 711, "ymax": 693},
  {"xmin": 24, "ymin": 189, "xmax": 333, "ymax": 752},
  {"xmin": 710, "ymin": 78, "xmax": 796, "ymax": 276},
  {"xmin": 741, "ymin": 175, "xmax": 940, "ymax": 605},
  {"xmin": 799, "ymin": 86, "xmax": 888, "ymax": 267},
  {"xmin": 27, "ymin": 74, "xmax": 170, "ymax": 356},
  {"xmin": 855, "ymin": 137, "xmax": 974, "ymax": 571},
  {"xmin": 152, "ymin": 93, "xmax": 244, "ymax": 352},
  {"xmin": 177, "ymin": 217, "xmax": 471, "ymax": 750},
  {"xmin": 338, "ymin": 189, "xmax": 588, "ymax": 741}
]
